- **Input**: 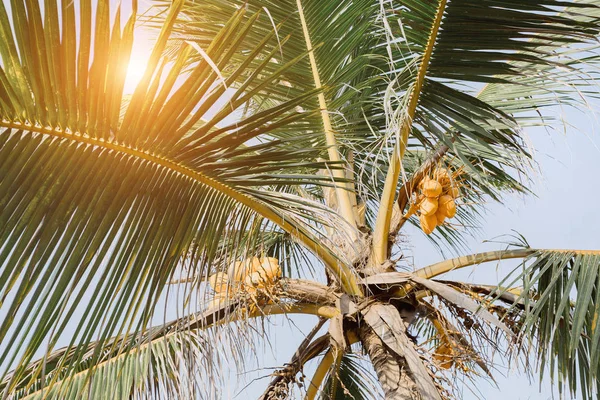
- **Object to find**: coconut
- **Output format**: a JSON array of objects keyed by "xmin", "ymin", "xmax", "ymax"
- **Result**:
[
  {"xmin": 433, "ymin": 167, "xmax": 450, "ymax": 185},
  {"xmin": 438, "ymin": 195, "xmax": 457, "ymax": 218},
  {"xmin": 419, "ymin": 213, "xmax": 437, "ymax": 234},
  {"xmin": 435, "ymin": 208, "xmax": 447, "ymax": 225},
  {"xmin": 227, "ymin": 261, "xmax": 246, "ymax": 282},
  {"xmin": 249, "ymin": 257, "xmax": 262, "ymax": 271},
  {"xmin": 244, "ymin": 271, "xmax": 264, "ymax": 287},
  {"xmin": 419, "ymin": 197, "xmax": 438, "ymax": 216},
  {"xmin": 447, "ymin": 186, "xmax": 460, "ymax": 199},
  {"xmin": 255, "ymin": 257, "xmax": 281, "ymax": 282},
  {"xmin": 208, "ymin": 272, "xmax": 229, "ymax": 293},
  {"xmin": 422, "ymin": 178, "xmax": 442, "ymax": 198},
  {"xmin": 228, "ymin": 257, "xmax": 263, "ymax": 282}
]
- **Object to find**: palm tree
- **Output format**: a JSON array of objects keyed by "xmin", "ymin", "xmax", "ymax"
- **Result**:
[{"xmin": 2, "ymin": 0, "xmax": 600, "ymax": 398}]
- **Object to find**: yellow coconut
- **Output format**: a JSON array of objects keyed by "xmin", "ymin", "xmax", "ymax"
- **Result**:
[
  {"xmin": 438, "ymin": 195, "xmax": 457, "ymax": 218},
  {"xmin": 419, "ymin": 196, "xmax": 438, "ymax": 216},
  {"xmin": 422, "ymin": 178, "xmax": 442, "ymax": 198},
  {"xmin": 227, "ymin": 260, "xmax": 246, "ymax": 282},
  {"xmin": 249, "ymin": 256, "xmax": 262, "ymax": 271},
  {"xmin": 435, "ymin": 208, "xmax": 447, "ymax": 225},
  {"xmin": 433, "ymin": 168, "xmax": 450, "ymax": 185},
  {"xmin": 419, "ymin": 213, "xmax": 437, "ymax": 235},
  {"xmin": 243, "ymin": 272, "xmax": 263, "ymax": 294},
  {"xmin": 447, "ymin": 186, "xmax": 460, "ymax": 199},
  {"xmin": 245, "ymin": 271, "xmax": 263, "ymax": 285},
  {"xmin": 208, "ymin": 272, "xmax": 229, "ymax": 293},
  {"xmin": 255, "ymin": 257, "xmax": 281, "ymax": 283},
  {"xmin": 228, "ymin": 257, "xmax": 262, "ymax": 282},
  {"xmin": 433, "ymin": 343, "xmax": 454, "ymax": 369}
]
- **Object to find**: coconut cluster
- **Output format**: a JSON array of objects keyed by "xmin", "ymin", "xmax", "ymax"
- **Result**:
[
  {"xmin": 417, "ymin": 168, "xmax": 459, "ymax": 235},
  {"xmin": 207, "ymin": 256, "xmax": 282, "ymax": 308},
  {"xmin": 433, "ymin": 339, "xmax": 456, "ymax": 369}
]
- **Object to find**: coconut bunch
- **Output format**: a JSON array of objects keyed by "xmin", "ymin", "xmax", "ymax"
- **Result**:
[
  {"xmin": 433, "ymin": 330, "xmax": 481, "ymax": 373},
  {"xmin": 433, "ymin": 337, "xmax": 456, "ymax": 370},
  {"xmin": 207, "ymin": 256, "xmax": 282, "ymax": 308},
  {"xmin": 431, "ymin": 318, "xmax": 467, "ymax": 371},
  {"xmin": 415, "ymin": 167, "xmax": 460, "ymax": 235}
]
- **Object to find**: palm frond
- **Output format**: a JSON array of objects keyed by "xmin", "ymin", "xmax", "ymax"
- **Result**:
[
  {"xmin": 7, "ymin": 332, "xmax": 206, "ymax": 400},
  {"xmin": 3, "ymin": 279, "xmax": 341, "ymax": 399},
  {"xmin": 499, "ymin": 249, "xmax": 600, "ymax": 400},
  {"xmin": 160, "ymin": 0, "xmax": 390, "ymax": 200},
  {"xmin": 1, "ymin": 303, "xmax": 230, "ymax": 400},
  {"xmin": 319, "ymin": 353, "xmax": 380, "ymax": 400},
  {"xmin": 0, "ymin": 0, "xmax": 361, "ymax": 393},
  {"xmin": 372, "ymin": 0, "xmax": 600, "ymax": 252},
  {"xmin": 413, "ymin": 247, "xmax": 600, "ymax": 399}
]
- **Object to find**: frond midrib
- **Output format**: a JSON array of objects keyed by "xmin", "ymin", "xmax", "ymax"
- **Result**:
[
  {"xmin": 372, "ymin": 0, "xmax": 449, "ymax": 265},
  {"xmin": 0, "ymin": 119, "xmax": 362, "ymax": 294},
  {"xmin": 416, "ymin": 248, "xmax": 600, "ymax": 279},
  {"xmin": 14, "ymin": 301, "xmax": 339, "ymax": 399}
]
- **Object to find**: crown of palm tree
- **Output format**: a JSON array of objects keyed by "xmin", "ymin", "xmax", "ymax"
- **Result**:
[{"xmin": 1, "ymin": 0, "xmax": 600, "ymax": 399}]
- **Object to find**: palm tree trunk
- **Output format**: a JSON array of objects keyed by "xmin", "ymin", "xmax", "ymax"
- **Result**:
[{"xmin": 359, "ymin": 325, "xmax": 421, "ymax": 400}]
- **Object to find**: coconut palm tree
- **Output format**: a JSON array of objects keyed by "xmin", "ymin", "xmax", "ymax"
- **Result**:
[{"xmin": 2, "ymin": 0, "xmax": 600, "ymax": 398}]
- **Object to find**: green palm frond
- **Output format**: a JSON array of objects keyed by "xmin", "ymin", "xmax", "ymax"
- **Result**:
[
  {"xmin": 2, "ymin": 282, "xmax": 339, "ymax": 399},
  {"xmin": 1, "ymin": 305, "xmax": 213, "ymax": 400},
  {"xmin": 0, "ymin": 0, "xmax": 359, "ymax": 393},
  {"xmin": 319, "ymin": 353, "xmax": 380, "ymax": 400},
  {"xmin": 7, "ymin": 332, "xmax": 205, "ymax": 400},
  {"xmin": 4, "ymin": 301, "xmax": 244, "ymax": 399},
  {"xmin": 498, "ymin": 250, "xmax": 600, "ymax": 400},
  {"xmin": 372, "ymin": 0, "xmax": 600, "ymax": 252},
  {"xmin": 161, "ymin": 0, "xmax": 388, "ymax": 188},
  {"xmin": 167, "ymin": 0, "xmax": 382, "ymax": 111},
  {"xmin": 412, "ymin": 248, "xmax": 600, "ymax": 399}
]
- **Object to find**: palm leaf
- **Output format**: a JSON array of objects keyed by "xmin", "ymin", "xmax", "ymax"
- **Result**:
[
  {"xmin": 2, "ymin": 306, "xmax": 223, "ymax": 399},
  {"xmin": 3, "ymin": 281, "xmax": 341, "ymax": 399},
  {"xmin": 499, "ymin": 250, "xmax": 600, "ymax": 400},
  {"xmin": 414, "ymin": 247, "xmax": 600, "ymax": 399},
  {"xmin": 161, "ymin": 0, "xmax": 391, "ymax": 200},
  {"xmin": 0, "ymin": 0, "xmax": 360, "ymax": 393},
  {"xmin": 319, "ymin": 353, "xmax": 379, "ymax": 400},
  {"xmin": 372, "ymin": 0, "xmax": 600, "ymax": 254},
  {"xmin": 8, "ymin": 332, "xmax": 205, "ymax": 400}
]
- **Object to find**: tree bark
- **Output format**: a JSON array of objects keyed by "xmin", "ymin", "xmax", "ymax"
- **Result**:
[{"xmin": 359, "ymin": 324, "xmax": 422, "ymax": 400}]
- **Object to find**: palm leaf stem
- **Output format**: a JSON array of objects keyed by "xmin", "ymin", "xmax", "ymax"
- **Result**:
[
  {"xmin": 295, "ymin": 0, "xmax": 358, "ymax": 238},
  {"xmin": 415, "ymin": 249, "xmax": 600, "ymax": 279},
  {"xmin": 372, "ymin": 0, "xmax": 448, "ymax": 266},
  {"xmin": 415, "ymin": 249, "xmax": 537, "ymax": 279},
  {"xmin": 0, "ymin": 120, "xmax": 362, "ymax": 295},
  {"xmin": 305, "ymin": 348, "xmax": 337, "ymax": 400}
]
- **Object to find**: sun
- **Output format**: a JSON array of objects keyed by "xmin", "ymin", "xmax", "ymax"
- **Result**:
[
  {"xmin": 122, "ymin": 33, "xmax": 155, "ymax": 94},
  {"xmin": 124, "ymin": 56, "xmax": 150, "ymax": 94}
]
